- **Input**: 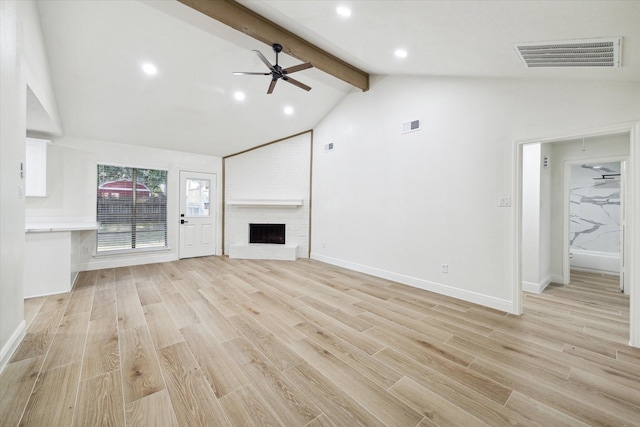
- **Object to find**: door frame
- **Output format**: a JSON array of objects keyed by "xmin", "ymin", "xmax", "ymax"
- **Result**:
[
  {"xmin": 562, "ymin": 157, "xmax": 627, "ymax": 288},
  {"xmin": 178, "ymin": 170, "xmax": 219, "ymax": 259},
  {"xmin": 512, "ymin": 121, "xmax": 640, "ymax": 347}
]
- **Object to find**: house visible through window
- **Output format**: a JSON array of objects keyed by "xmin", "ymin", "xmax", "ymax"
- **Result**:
[{"xmin": 97, "ymin": 165, "xmax": 167, "ymax": 253}]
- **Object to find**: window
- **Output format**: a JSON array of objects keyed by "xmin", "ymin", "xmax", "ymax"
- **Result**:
[{"xmin": 97, "ymin": 165, "xmax": 167, "ymax": 253}]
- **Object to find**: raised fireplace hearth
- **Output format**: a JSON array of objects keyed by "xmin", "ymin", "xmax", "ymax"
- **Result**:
[{"xmin": 225, "ymin": 201, "xmax": 305, "ymax": 260}]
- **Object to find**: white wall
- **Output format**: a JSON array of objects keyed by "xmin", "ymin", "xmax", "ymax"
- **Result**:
[
  {"xmin": 21, "ymin": 0, "xmax": 62, "ymax": 136},
  {"xmin": 0, "ymin": 0, "xmax": 26, "ymax": 371},
  {"xmin": 312, "ymin": 75, "xmax": 640, "ymax": 312},
  {"xmin": 539, "ymin": 143, "xmax": 552, "ymax": 284},
  {"xmin": 25, "ymin": 137, "xmax": 223, "ymax": 270},
  {"xmin": 1, "ymin": 0, "xmax": 62, "ymax": 370},
  {"xmin": 522, "ymin": 144, "xmax": 543, "ymax": 291},
  {"xmin": 548, "ymin": 134, "xmax": 630, "ymax": 280},
  {"xmin": 522, "ymin": 143, "xmax": 553, "ymax": 292},
  {"xmin": 225, "ymin": 132, "xmax": 311, "ymax": 259}
]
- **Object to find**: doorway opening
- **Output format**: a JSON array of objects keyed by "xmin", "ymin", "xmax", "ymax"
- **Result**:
[
  {"xmin": 179, "ymin": 171, "xmax": 217, "ymax": 259},
  {"xmin": 513, "ymin": 122, "xmax": 639, "ymax": 348},
  {"xmin": 567, "ymin": 160, "xmax": 625, "ymax": 291}
]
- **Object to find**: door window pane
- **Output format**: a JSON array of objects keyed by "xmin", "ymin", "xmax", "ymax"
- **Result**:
[{"xmin": 185, "ymin": 178, "xmax": 210, "ymax": 216}]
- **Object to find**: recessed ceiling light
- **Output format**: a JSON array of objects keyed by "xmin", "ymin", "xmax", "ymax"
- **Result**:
[
  {"xmin": 336, "ymin": 6, "xmax": 351, "ymax": 17},
  {"xmin": 142, "ymin": 62, "xmax": 157, "ymax": 76},
  {"xmin": 284, "ymin": 106, "xmax": 294, "ymax": 115},
  {"xmin": 234, "ymin": 91, "xmax": 246, "ymax": 101},
  {"xmin": 394, "ymin": 49, "xmax": 408, "ymax": 59}
]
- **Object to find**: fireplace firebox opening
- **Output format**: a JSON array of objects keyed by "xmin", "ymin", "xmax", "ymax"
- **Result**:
[{"xmin": 249, "ymin": 223, "xmax": 285, "ymax": 245}]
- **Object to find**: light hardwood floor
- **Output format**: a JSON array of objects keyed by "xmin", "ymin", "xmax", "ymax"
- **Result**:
[{"xmin": 1, "ymin": 258, "xmax": 639, "ymax": 426}]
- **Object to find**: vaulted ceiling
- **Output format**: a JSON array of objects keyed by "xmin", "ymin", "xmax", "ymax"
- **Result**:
[{"xmin": 34, "ymin": 0, "xmax": 640, "ymax": 157}]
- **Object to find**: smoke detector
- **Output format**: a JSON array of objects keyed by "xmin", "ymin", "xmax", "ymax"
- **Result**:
[{"xmin": 514, "ymin": 37, "xmax": 621, "ymax": 68}]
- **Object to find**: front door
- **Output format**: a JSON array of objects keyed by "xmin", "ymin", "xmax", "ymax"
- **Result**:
[{"xmin": 179, "ymin": 171, "xmax": 216, "ymax": 259}]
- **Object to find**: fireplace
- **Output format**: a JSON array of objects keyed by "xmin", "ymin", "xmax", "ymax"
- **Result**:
[{"xmin": 249, "ymin": 223, "xmax": 285, "ymax": 245}]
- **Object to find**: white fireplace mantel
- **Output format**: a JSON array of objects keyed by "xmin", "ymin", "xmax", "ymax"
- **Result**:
[{"xmin": 226, "ymin": 199, "xmax": 303, "ymax": 208}]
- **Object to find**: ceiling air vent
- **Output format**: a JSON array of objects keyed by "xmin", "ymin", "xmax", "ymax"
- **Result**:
[
  {"xmin": 401, "ymin": 119, "xmax": 420, "ymax": 134},
  {"xmin": 514, "ymin": 37, "xmax": 621, "ymax": 68}
]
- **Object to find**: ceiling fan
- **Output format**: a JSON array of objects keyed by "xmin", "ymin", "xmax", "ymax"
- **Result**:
[
  {"xmin": 233, "ymin": 43, "xmax": 313, "ymax": 94},
  {"xmin": 593, "ymin": 173, "xmax": 620, "ymax": 180}
]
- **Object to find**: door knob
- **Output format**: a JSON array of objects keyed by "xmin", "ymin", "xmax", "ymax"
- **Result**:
[{"xmin": 181, "ymin": 219, "xmax": 189, "ymax": 224}]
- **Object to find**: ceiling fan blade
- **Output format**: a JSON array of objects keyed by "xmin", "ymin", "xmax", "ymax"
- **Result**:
[
  {"xmin": 267, "ymin": 78, "xmax": 278, "ymax": 94},
  {"xmin": 283, "ymin": 62, "xmax": 312, "ymax": 75},
  {"xmin": 233, "ymin": 71, "xmax": 271, "ymax": 76},
  {"xmin": 283, "ymin": 76, "xmax": 311, "ymax": 92},
  {"xmin": 253, "ymin": 50, "xmax": 277, "ymax": 72}
]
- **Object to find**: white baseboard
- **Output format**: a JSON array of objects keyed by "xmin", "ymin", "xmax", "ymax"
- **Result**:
[
  {"xmin": 80, "ymin": 252, "xmax": 177, "ymax": 271},
  {"xmin": 24, "ymin": 289, "xmax": 71, "ymax": 299},
  {"xmin": 522, "ymin": 275, "xmax": 552, "ymax": 294},
  {"xmin": 310, "ymin": 253, "xmax": 514, "ymax": 313},
  {"xmin": 571, "ymin": 266, "xmax": 620, "ymax": 276},
  {"xmin": 570, "ymin": 249, "xmax": 620, "ymax": 275},
  {"xmin": 70, "ymin": 271, "xmax": 79, "ymax": 291},
  {"xmin": 550, "ymin": 274, "xmax": 564, "ymax": 284},
  {"xmin": 0, "ymin": 320, "xmax": 26, "ymax": 374}
]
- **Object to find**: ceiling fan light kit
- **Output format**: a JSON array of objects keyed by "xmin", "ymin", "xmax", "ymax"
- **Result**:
[{"xmin": 234, "ymin": 43, "xmax": 313, "ymax": 94}]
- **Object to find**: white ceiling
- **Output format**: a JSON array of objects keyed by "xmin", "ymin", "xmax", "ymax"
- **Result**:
[{"xmin": 34, "ymin": 0, "xmax": 640, "ymax": 157}]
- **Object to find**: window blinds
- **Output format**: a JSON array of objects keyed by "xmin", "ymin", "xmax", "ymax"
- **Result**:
[{"xmin": 96, "ymin": 165, "xmax": 167, "ymax": 253}]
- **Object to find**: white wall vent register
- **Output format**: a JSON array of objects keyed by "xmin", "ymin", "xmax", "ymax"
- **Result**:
[
  {"xmin": 401, "ymin": 119, "xmax": 420, "ymax": 134},
  {"xmin": 514, "ymin": 37, "xmax": 621, "ymax": 68}
]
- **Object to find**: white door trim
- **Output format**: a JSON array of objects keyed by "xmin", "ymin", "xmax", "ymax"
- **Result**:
[
  {"xmin": 620, "ymin": 160, "xmax": 627, "ymax": 293},
  {"xmin": 512, "ymin": 121, "xmax": 640, "ymax": 348},
  {"xmin": 179, "ymin": 170, "xmax": 217, "ymax": 259}
]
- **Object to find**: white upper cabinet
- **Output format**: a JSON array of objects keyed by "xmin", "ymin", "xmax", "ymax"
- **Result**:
[{"xmin": 25, "ymin": 137, "xmax": 49, "ymax": 197}]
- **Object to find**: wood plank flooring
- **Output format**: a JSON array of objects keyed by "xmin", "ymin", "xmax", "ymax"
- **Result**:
[{"xmin": 1, "ymin": 258, "xmax": 639, "ymax": 426}]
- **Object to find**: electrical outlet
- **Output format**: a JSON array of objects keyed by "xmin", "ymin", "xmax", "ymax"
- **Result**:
[
  {"xmin": 82, "ymin": 247, "xmax": 89, "ymax": 254},
  {"xmin": 441, "ymin": 264, "xmax": 448, "ymax": 273}
]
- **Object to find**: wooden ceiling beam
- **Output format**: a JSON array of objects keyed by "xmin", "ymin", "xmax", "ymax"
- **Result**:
[{"xmin": 177, "ymin": 0, "xmax": 369, "ymax": 92}]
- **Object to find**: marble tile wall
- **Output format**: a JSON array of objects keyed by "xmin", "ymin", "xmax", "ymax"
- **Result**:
[{"xmin": 569, "ymin": 162, "xmax": 620, "ymax": 254}]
